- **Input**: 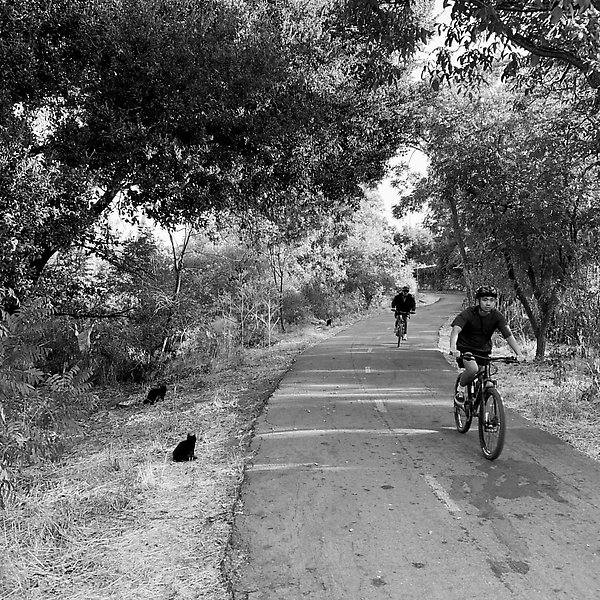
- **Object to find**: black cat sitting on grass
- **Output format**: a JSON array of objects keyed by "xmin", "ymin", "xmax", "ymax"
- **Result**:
[
  {"xmin": 172, "ymin": 434, "xmax": 197, "ymax": 462},
  {"xmin": 144, "ymin": 384, "xmax": 167, "ymax": 405}
]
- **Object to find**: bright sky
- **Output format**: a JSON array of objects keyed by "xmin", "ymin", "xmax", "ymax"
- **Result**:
[
  {"xmin": 377, "ymin": 0, "xmax": 448, "ymax": 228},
  {"xmin": 378, "ymin": 149, "xmax": 429, "ymax": 228}
]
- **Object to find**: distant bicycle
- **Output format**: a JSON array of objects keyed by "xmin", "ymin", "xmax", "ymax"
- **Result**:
[
  {"xmin": 453, "ymin": 352, "xmax": 516, "ymax": 460},
  {"xmin": 393, "ymin": 311, "xmax": 414, "ymax": 347}
]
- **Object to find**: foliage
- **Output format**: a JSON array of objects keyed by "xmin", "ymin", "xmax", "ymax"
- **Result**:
[
  {"xmin": 394, "ymin": 224, "xmax": 435, "ymax": 262},
  {"xmin": 0, "ymin": 291, "xmax": 97, "ymax": 504},
  {"xmin": 341, "ymin": 194, "xmax": 410, "ymax": 308},
  {"xmin": 409, "ymin": 88, "xmax": 600, "ymax": 357},
  {"xmin": 327, "ymin": 0, "xmax": 435, "ymax": 86},
  {"xmin": 551, "ymin": 272, "xmax": 600, "ymax": 352},
  {"xmin": 0, "ymin": 0, "xmax": 423, "ymax": 295},
  {"xmin": 429, "ymin": 0, "xmax": 600, "ymax": 102}
]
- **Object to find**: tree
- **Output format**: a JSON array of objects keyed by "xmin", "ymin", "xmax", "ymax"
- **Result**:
[
  {"xmin": 430, "ymin": 0, "xmax": 600, "ymax": 102},
  {"xmin": 0, "ymin": 0, "xmax": 427, "ymax": 296},
  {"xmin": 341, "ymin": 193, "xmax": 411, "ymax": 309},
  {"xmin": 411, "ymin": 88, "xmax": 600, "ymax": 357},
  {"xmin": 0, "ymin": 292, "xmax": 97, "ymax": 495},
  {"xmin": 326, "ymin": 0, "xmax": 435, "ymax": 86}
]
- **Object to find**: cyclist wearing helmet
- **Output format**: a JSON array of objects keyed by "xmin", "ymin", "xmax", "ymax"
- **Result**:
[
  {"xmin": 392, "ymin": 285, "xmax": 416, "ymax": 340},
  {"xmin": 450, "ymin": 286, "xmax": 524, "ymax": 406}
]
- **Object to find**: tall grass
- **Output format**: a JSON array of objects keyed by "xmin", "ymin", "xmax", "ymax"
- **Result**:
[{"xmin": 500, "ymin": 350, "xmax": 600, "ymax": 460}]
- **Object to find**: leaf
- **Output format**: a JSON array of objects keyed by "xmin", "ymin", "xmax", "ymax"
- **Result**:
[
  {"xmin": 530, "ymin": 54, "xmax": 541, "ymax": 67},
  {"xmin": 550, "ymin": 6, "xmax": 563, "ymax": 24}
]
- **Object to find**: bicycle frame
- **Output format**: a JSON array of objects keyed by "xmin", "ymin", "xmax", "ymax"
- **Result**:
[
  {"xmin": 393, "ymin": 311, "xmax": 412, "ymax": 346},
  {"xmin": 395, "ymin": 311, "xmax": 410, "ymax": 328},
  {"xmin": 469, "ymin": 361, "xmax": 497, "ymax": 404},
  {"xmin": 454, "ymin": 353, "xmax": 515, "ymax": 460}
]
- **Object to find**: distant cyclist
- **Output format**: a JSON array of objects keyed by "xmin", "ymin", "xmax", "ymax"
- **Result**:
[
  {"xmin": 391, "ymin": 285, "xmax": 416, "ymax": 340},
  {"xmin": 449, "ymin": 285, "xmax": 524, "ymax": 406}
]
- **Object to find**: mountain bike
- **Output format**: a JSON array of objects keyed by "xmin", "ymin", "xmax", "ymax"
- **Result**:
[
  {"xmin": 393, "ymin": 311, "xmax": 414, "ymax": 347},
  {"xmin": 453, "ymin": 352, "xmax": 516, "ymax": 460}
]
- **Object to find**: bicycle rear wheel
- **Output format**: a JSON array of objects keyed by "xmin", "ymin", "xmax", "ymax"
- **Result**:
[
  {"xmin": 479, "ymin": 387, "xmax": 506, "ymax": 460},
  {"xmin": 453, "ymin": 375, "xmax": 472, "ymax": 433}
]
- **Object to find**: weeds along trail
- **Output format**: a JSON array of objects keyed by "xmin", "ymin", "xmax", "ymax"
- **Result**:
[{"xmin": 1, "ymin": 323, "xmax": 341, "ymax": 600}]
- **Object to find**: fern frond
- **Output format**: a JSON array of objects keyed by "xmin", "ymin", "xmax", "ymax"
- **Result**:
[{"xmin": 0, "ymin": 292, "xmax": 97, "ymax": 482}]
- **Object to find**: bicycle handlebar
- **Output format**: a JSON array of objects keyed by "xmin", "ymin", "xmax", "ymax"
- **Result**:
[{"xmin": 453, "ymin": 351, "xmax": 517, "ymax": 364}]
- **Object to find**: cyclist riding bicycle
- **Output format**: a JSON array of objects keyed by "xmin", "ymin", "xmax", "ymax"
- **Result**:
[
  {"xmin": 449, "ymin": 285, "xmax": 524, "ymax": 406},
  {"xmin": 391, "ymin": 285, "xmax": 416, "ymax": 340}
]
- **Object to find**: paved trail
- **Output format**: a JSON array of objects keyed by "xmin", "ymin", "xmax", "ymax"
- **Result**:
[{"xmin": 232, "ymin": 295, "xmax": 600, "ymax": 599}]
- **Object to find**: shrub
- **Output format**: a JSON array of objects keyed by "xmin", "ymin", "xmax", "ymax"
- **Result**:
[
  {"xmin": 301, "ymin": 280, "xmax": 336, "ymax": 320},
  {"xmin": 91, "ymin": 316, "xmax": 168, "ymax": 383},
  {"xmin": 0, "ymin": 292, "xmax": 97, "ymax": 505},
  {"xmin": 282, "ymin": 290, "xmax": 311, "ymax": 326}
]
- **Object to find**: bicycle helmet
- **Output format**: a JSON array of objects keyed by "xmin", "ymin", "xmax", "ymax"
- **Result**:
[{"xmin": 474, "ymin": 285, "xmax": 498, "ymax": 299}]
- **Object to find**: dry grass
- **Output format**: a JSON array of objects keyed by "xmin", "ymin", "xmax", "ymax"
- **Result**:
[
  {"xmin": 0, "ymin": 322, "xmax": 345, "ymax": 600},
  {"xmin": 500, "ymin": 356, "xmax": 600, "ymax": 462}
]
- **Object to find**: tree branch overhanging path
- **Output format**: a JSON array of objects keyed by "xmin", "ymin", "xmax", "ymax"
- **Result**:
[{"xmin": 435, "ymin": 0, "xmax": 600, "ymax": 95}]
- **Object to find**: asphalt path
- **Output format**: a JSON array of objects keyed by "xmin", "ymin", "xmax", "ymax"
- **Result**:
[{"xmin": 232, "ymin": 294, "xmax": 600, "ymax": 599}]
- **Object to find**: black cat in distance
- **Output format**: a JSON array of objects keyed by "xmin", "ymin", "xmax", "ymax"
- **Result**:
[
  {"xmin": 172, "ymin": 434, "xmax": 197, "ymax": 462},
  {"xmin": 144, "ymin": 384, "xmax": 167, "ymax": 405}
]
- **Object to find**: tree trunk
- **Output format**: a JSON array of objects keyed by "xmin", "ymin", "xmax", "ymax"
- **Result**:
[
  {"xmin": 28, "ymin": 181, "xmax": 123, "ymax": 288},
  {"xmin": 161, "ymin": 227, "xmax": 192, "ymax": 354},
  {"xmin": 536, "ymin": 321, "xmax": 548, "ymax": 358},
  {"xmin": 267, "ymin": 243, "xmax": 286, "ymax": 333},
  {"xmin": 503, "ymin": 249, "xmax": 564, "ymax": 360},
  {"xmin": 445, "ymin": 189, "xmax": 473, "ymax": 298}
]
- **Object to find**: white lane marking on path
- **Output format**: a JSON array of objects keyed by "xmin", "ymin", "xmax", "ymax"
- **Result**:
[
  {"xmin": 363, "ymin": 366, "xmax": 386, "ymax": 412},
  {"xmin": 424, "ymin": 474, "xmax": 461, "ymax": 515},
  {"xmin": 258, "ymin": 428, "xmax": 438, "ymax": 438},
  {"xmin": 319, "ymin": 368, "xmax": 456, "ymax": 374},
  {"xmin": 249, "ymin": 462, "xmax": 356, "ymax": 472}
]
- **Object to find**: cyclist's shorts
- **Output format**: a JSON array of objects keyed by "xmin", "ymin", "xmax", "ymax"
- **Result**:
[{"xmin": 456, "ymin": 353, "xmax": 490, "ymax": 368}]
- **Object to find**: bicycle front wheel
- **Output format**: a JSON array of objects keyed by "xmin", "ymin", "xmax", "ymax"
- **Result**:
[
  {"xmin": 454, "ymin": 375, "xmax": 472, "ymax": 433},
  {"xmin": 395, "ymin": 319, "xmax": 404, "ymax": 347},
  {"xmin": 479, "ymin": 387, "xmax": 506, "ymax": 460}
]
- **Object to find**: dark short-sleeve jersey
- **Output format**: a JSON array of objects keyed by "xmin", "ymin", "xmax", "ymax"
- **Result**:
[
  {"xmin": 451, "ymin": 306, "xmax": 511, "ymax": 355},
  {"xmin": 392, "ymin": 293, "xmax": 416, "ymax": 313}
]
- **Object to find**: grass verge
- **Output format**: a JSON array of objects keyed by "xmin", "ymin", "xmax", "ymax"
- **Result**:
[{"xmin": 1, "ymin": 321, "xmax": 349, "ymax": 600}]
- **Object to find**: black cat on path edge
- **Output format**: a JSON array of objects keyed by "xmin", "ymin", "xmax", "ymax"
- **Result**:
[
  {"xmin": 173, "ymin": 434, "xmax": 197, "ymax": 462},
  {"xmin": 144, "ymin": 384, "xmax": 167, "ymax": 405}
]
